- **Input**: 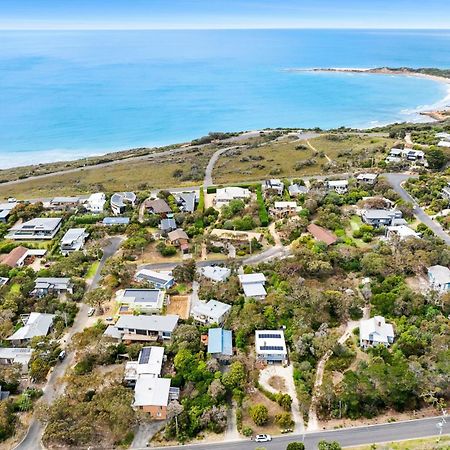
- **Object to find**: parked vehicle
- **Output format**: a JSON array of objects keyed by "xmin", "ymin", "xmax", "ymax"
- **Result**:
[
  {"xmin": 88, "ymin": 307, "xmax": 96, "ymax": 317},
  {"xmin": 254, "ymin": 434, "xmax": 272, "ymax": 443},
  {"xmin": 58, "ymin": 350, "xmax": 66, "ymax": 361}
]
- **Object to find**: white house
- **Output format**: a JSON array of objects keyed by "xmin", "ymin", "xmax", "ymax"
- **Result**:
[
  {"xmin": 111, "ymin": 192, "xmax": 136, "ymax": 215},
  {"xmin": 134, "ymin": 269, "xmax": 175, "ymax": 289},
  {"xmin": 0, "ymin": 348, "xmax": 33, "ymax": 373},
  {"xmin": 199, "ymin": 265, "xmax": 231, "ymax": 283},
  {"xmin": 255, "ymin": 330, "xmax": 288, "ymax": 364},
  {"xmin": 428, "ymin": 265, "xmax": 450, "ymax": 293},
  {"xmin": 359, "ymin": 316, "xmax": 394, "ymax": 349},
  {"xmin": 60, "ymin": 228, "xmax": 89, "ymax": 255},
  {"xmin": 191, "ymin": 300, "xmax": 231, "ymax": 325},
  {"xmin": 271, "ymin": 201, "xmax": 300, "ymax": 218},
  {"xmin": 288, "ymin": 183, "xmax": 309, "ymax": 197},
  {"xmin": 85, "ymin": 192, "xmax": 106, "ymax": 213},
  {"xmin": 116, "ymin": 289, "xmax": 165, "ymax": 314},
  {"xmin": 32, "ymin": 277, "xmax": 73, "ymax": 297},
  {"xmin": 263, "ymin": 179, "xmax": 284, "ymax": 196},
  {"xmin": 124, "ymin": 346, "xmax": 164, "ymax": 384},
  {"xmin": 215, "ymin": 187, "xmax": 251, "ymax": 206},
  {"xmin": 386, "ymin": 225, "xmax": 420, "ymax": 241},
  {"xmin": 7, "ymin": 218, "xmax": 62, "ymax": 240},
  {"xmin": 327, "ymin": 180, "xmax": 348, "ymax": 194},
  {"xmin": 238, "ymin": 273, "xmax": 267, "ymax": 300}
]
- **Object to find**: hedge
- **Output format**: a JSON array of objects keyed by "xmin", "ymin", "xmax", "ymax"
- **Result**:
[{"xmin": 256, "ymin": 186, "xmax": 269, "ymax": 226}]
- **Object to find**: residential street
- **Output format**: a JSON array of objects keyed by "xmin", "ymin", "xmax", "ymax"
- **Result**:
[
  {"xmin": 14, "ymin": 236, "xmax": 124, "ymax": 450},
  {"xmin": 383, "ymin": 173, "xmax": 450, "ymax": 245},
  {"xmin": 148, "ymin": 416, "xmax": 449, "ymax": 450}
]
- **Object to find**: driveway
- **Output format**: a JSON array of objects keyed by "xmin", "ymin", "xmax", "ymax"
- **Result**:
[
  {"xmin": 131, "ymin": 421, "xmax": 167, "ymax": 449},
  {"xmin": 14, "ymin": 236, "xmax": 124, "ymax": 450},
  {"xmin": 259, "ymin": 365, "xmax": 304, "ymax": 433}
]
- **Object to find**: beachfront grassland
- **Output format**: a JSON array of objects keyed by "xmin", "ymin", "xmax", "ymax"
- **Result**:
[
  {"xmin": 213, "ymin": 133, "xmax": 397, "ymax": 184},
  {"xmin": 0, "ymin": 147, "xmax": 216, "ymax": 199}
]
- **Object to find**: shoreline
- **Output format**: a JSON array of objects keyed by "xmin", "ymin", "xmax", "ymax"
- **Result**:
[{"xmin": 286, "ymin": 66, "xmax": 450, "ymax": 121}]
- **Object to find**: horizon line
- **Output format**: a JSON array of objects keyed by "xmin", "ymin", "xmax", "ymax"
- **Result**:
[{"xmin": 1, "ymin": 26, "xmax": 450, "ymax": 31}]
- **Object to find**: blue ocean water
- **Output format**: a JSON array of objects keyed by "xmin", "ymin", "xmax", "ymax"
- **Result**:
[{"xmin": 0, "ymin": 29, "xmax": 450, "ymax": 168}]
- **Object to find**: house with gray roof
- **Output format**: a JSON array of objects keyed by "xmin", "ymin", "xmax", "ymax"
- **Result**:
[
  {"xmin": 159, "ymin": 217, "xmax": 177, "ymax": 235},
  {"xmin": 428, "ymin": 265, "xmax": 450, "ymax": 293},
  {"xmin": 111, "ymin": 192, "xmax": 136, "ymax": 215},
  {"xmin": 7, "ymin": 313, "xmax": 55, "ymax": 345},
  {"xmin": 327, "ymin": 179, "xmax": 348, "ymax": 194},
  {"xmin": 175, "ymin": 191, "xmax": 197, "ymax": 213},
  {"xmin": 263, "ymin": 179, "xmax": 284, "ymax": 196},
  {"xmin": 104, "ymin": 314, "xmax": 179, "ymax": 342},
  {"xmin": 134, "ymin": 269, "xmax": 175, "ymax": 289},
  {"xmin": 0, "ymin": 202, "xmax": 17, "ymax": 223},
  {"xmin": 102, "ymin": 217, "xmax": 130, "ymax": 226},
  {"xmin": 191, "ymin": 300, "xmax": 231, "ymax": 325},
  {"xmin": 145, "ymin": 198, "xmax": 172, "ymax": 216},
  {"xmin": 117, "ymin": 289, "xmax": 165, "ymax": 314},
  {"xmin": 60, "ymin": 228, "xmax": 89, "ymax": 255},
  {"xmin": 199, "ymin": 265, "xmax": 231, "ymax": 283},
  {"xmin": 288, "ymin": 183, "xmax": 309, "ymax": 197},
  {"xmin": 361, "ymin": 209, "xmax": 404, "ymax": 227},
  {"xmin": 32, "ymin": 277, "xmax": 73, "ymax": 297},
  {"xmin": 238, "ymin": 273, "xmax": 267, "ymax": 300},
  {"xmin": 7, "ymin": 218, "xmax": 62, "ymax": 240},
  {"xmin": 48, "ymin": 197, "xmax": 80, "ymax": 211}
]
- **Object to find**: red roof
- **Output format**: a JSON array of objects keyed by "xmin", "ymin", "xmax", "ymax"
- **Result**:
[
  {"xmin": 2, "ymin": 246, "xmax": 28, "ymax": 268},
  {"xmin": 307, "ymin": 224, "xmax": 338, "ymax": 246}
]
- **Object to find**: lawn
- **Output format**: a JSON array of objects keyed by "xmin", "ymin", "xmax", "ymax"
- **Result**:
[
  {"xmin": 347, "ymin": 435, "xmax": 450, "ymax": 450},
  {"xmin": 85, "ymin": 261, "xmax": 99, "ymax": 280},
  {"xmin": 0, "ymin": 147, "xmax": 215, "ymax": 200}
]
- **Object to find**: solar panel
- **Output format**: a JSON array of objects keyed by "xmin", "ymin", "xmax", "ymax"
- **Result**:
[
  {"xmin": 139, "ymin": 347, "xmax": 151, "ymax": 364},
  {"xmin": 258, "ymin": 333, "xmax": 282, "ymax": 339},
  {"xmin": 260, "ymin": 346, "xmax": 284, "ymax": 351}
]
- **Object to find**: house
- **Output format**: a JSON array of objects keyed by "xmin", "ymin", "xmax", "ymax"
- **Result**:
[
  {"xmin": 133, "ymin": 376, "xmax": 171, "ymax": 419},
  {"xmin": 48, "ymin": 196, "xmax": 80, "ymax": 211},
  {"xmin": 386, "ymin": 225, "xmax": 420, "ymax": 241},
  {"xmin": 102, "ymin": 217, "xmax": 130, "ymax": 226},
  {"xmin": 117, "ymin": 289, "xmax": 165, "ymax": 315},
  {"xmin": 436, "ymin": 132, "xmax": 450, "ymax": 141},
  {"xmin": 270, "ymin": 201, "xmax": 299, "ymax": 218},
  {"xmin": 428, "ymin": 265, "xmax": 450, "ymax": 293},
  {"xmin": 0, "ymin": 386, "xmax": 10, "ymax": 401},
  {"xmin": 124, "ymin": 346, "xmax": 164, "ymax": 384},
  {"xmin": 159, "ymin": 217, "xmax": 177, "ymax": 235},
  {"xmin": 111, "ymin": 192, "xmax": 136, "ymax": 215},
  {"xmin": 32, "ymin": 277, "xmax": 73, "ymax": 297},
  {"xmin": 215, "ymin": 187, "xmax": 251, "ymax": 206},
  {"xmin": 60, "ymin": 228, "xmax": 89, "ymax": 256},
  {"xmin": 359, "ymin": 316, "xmax": 394, "ymax": 349},
  {"xmin": 238, "ymin": 273, "xmax": 267, "ymax": 300},
  {"xmin": 263, "ymin": 179, "xmax": 284, "ymax": 196},
  {"xmin": 134, "ymin": 269, "xmax": 175, "ymax": 289},
  {"xmin": 361, "ymin": 209, "xmax": 403, "ymax": 227},
  {"xmin": 438, "ymin": 141, "xmax": 450, "ymax": 148},
  {"xmin": 7, "ymin": 313, "xmax": 55, "ymax": 345},
  {"xmin": 175, "ymin": 191, "xmax": 197, "ymax": 213},
  {"xmin": 307, "ymin": 223, "xmax": 338, "ymax": 246},
  {"xmin": 389, "ymin": 148, "xmax": 403, "ymax": 158},
  {"xmin": 199, "ymin": 265, "xmax": 231, "ymax": 283},
  {"xmin": 207, "ymin": 328, "xmax": 233, "ymax": 360},
  {"xmin": 0, "ymin": 202, "xmax": 17, "ymax": 223},
  {"xmin": 191, "ymin": 300, "xmax": 231, "ymax": 325},
  {"xmin": 288, "ymin": 183, "xmax": 309, "ymax": 197},
  {"xmin": 327, "ymin": 180, "xmax": 348, "ymax": 194},
  {"xmin": 388, "ymin": 148, "xmax": 427, "ymax": 164},
  {"xmin": 356, "ymin": 173, "xmax": 378, "ymax": 185},
  {"xmin": 85, "ymin": 192, "xmax": 106, "ymax": 213},
  {"xmin": 0, "ymin": 348, "xmax": 33, "ymax": 373},
  {"xmin": 7, "ymin": 218, "xmax": 62, "ymax": 240},
  {"xmin": 2, "ymin": 246, "xmax": 29, "ymax": 268},
  {"xmin": 0, "ymin": 277, "xmax": 9, "ymax": 287},
  {"xmin": 167, "ymin": 229, "xmax": 189, "ymax": 253},
  {"xmin": 255, "ymin": 330, "xmax": 288, "ymax": 364},
  {"xmin": 145, "ymin": 199, "xmax": 172, "ymax": 216},
  {"xmin": 104, "ymin": 314, "xmax": 179, "ymax": 342},
  {"xmin": 441, "ymin": 183, "xmax": 450, "ymax": 202}
]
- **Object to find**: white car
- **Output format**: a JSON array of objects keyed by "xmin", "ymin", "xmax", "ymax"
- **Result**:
[
  {"xmin": 88, "ymin": 307, "xmax": 96, "ymax": 317},
  {"xmin": 254, "ymin": 434, "xmax": 272, "ymax": 443}
]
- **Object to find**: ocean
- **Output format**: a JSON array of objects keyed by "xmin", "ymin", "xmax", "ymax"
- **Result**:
[{"xmin": 0, "ymin": 29, "xmax": 450, "ymax": 168}]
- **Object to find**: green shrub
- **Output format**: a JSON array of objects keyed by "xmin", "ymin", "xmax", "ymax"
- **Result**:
[
  {"xmin": 242, "ymin": 426, "xmax": 253, "ymax": 437},
  {"xmin": 250, "ymin": 404, "xmax": 269, "ymax": 426},
  {"xmin": 256, "ymin": 186, "xmax": 269, "ymax": 227}
]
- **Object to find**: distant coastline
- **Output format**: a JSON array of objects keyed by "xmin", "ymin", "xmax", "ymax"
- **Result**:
[{"xmin": 285, "ymin": 66, "xmax": 450, "ymax": 121}]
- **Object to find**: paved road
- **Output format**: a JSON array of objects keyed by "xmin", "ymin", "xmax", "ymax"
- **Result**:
[
  {"xmin": 14, "ymin": 236, "xmax": 123, "ymax": 450},
  {"xmin": 146, "ymin": 416, "xmax": 449, "ymax": 450},
  {"xmin": 204, "ymin": 146, "xmax": 240, "ymax": 187},
  {"xmin": 384, "ymin": 173, "xmax": 450, "ymax": 245}
]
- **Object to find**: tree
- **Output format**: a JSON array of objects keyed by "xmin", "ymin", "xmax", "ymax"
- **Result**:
[
  {"xmin": 84, "ymin": 287, "xmax": 112, "ymax": 314},
  {"xmin": 208, "ymin": 379, "xmax": 226, "ymax": 401},
  {"xmin": 167, "ymin": 400, "xmax": 184, "ymax": 436},
  {"xmin": 172, "ymin": 260, "xmax": 196, "ymax": 283},
  {"xmin": 275, "ymin": 412, "xmax": 294, "ymax": 428},
  {"xmin": 426, "ymin": 148, "xmax": 447, "ymax": 170},
  {"xmin": 250, "ymin": 404, "xmax": 269, "ymax": 426},
  {"xmin": 318, "ymin": 441, "xmax": 342, "ymax": 450},
  {"xmin": 286, "ymin": 443, "xmax": 305, "ymax": 450},
  {"xmin": 222, "ymin": 361, "xmax": 246, "ymax": 391},
  {"xmin": 0, "ymin": 400, "xmax": 16, "ymax": 442}
]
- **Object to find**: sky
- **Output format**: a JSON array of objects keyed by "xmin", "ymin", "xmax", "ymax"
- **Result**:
[{"xmin": 1, "ymin": 0, "xmax": 449, "ymax": 30}]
